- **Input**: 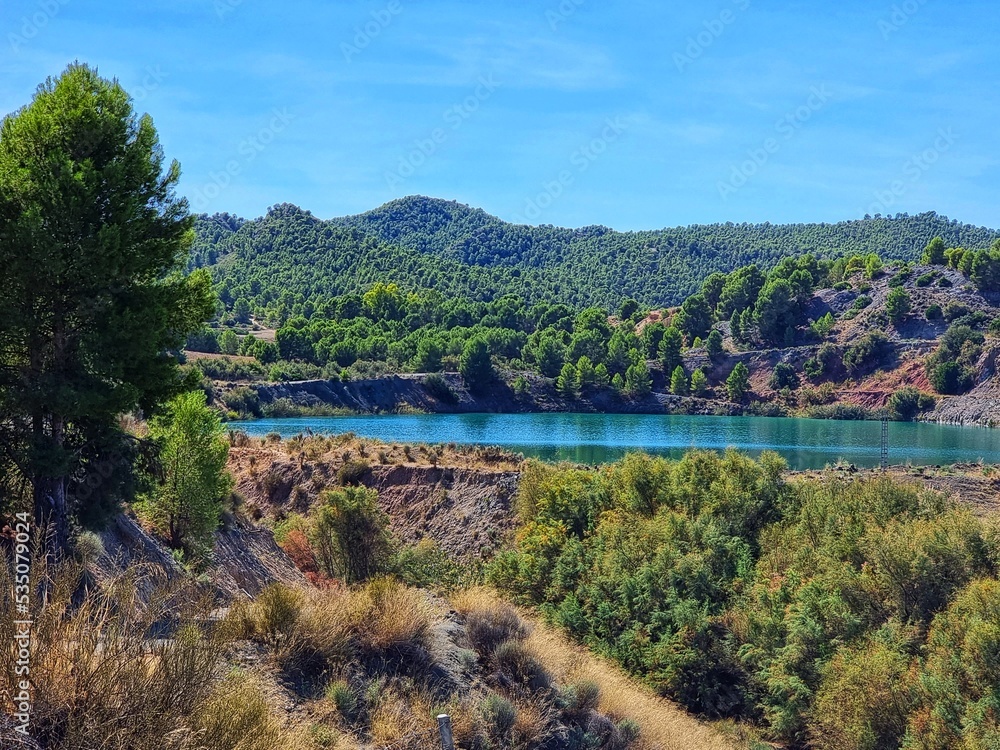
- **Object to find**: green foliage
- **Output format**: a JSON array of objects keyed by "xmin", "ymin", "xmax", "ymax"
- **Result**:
[
  {"xmin": 924, "ymin": 303, "xmax": 943, "ymax": 321},
  {"xmin": 494, "ymin": 449, "xmax": 1000, "ymax": 746},
  {"xmin": 136, "ymin": 391, "xmax": 233, "ymax": 557},
  {"xmin": 674, "ymin": 294, "xmax": 713, "ymax": 342},
  {"xmin": 842, "ymin": 332, "xmax": 892, "ymax": 376},
  {"xmin": 670, "ymin": 366, "xmax": 689, "ymax": 396},
  {"xmin": 310, "ymin": 486, "xmax": 392, "ymax": 583},
  {"xmin": 768, "ymin": 362, "xmax": 800, "ymax": 391},
  {"xmin": 810, "ymin": 312, "xmax": 835, "ymax": 340},
  {"xmin": 886, "ymin": 287, "xmax": 911, "ymax": 324},
  {"xmin": 726, "ymin": 362, "xmax": 751, "ymax": 402},
  {"xmin": 706, "ymin": 329, "xmax": 724, "ymax": 360},
  {"xmin": 925, "ymin": 324, "xmax": 983, "ymax": 395},
  {"xmin": 575, "ymin": 356, "xmax": 597, "ymax": 392},
  {"xmin": 659, "ymin": 326, "xmax": 684, "ymax": 373},
  {"xmin": 887, "ymin": 387, "xmax": 936, "ymax": 421},
  {"xmin": 755, "ymin": 279, "xmax": 799, "ymax": 345},
  {"xmin": 690, "ymin": 368, "xmax": 710, "ymax": 397},
  {"xmin": 196, "ymin": 194, "xmax": 998, "ymax": 318},
  {"xmin": 556, "ymin": 362, "xmax": 578, "ymax": 399},
  {"xmin": 391, "ymin": 538, "xmax": 462, "ymax": 590},
  {"xmin": 804, "ymin": 403, "xmax": 874, "ymax": 420},
  {"xmin": 218, "ymin": 329, "xmax": 240, "ymax": 355},
  {"xmin": 459, "ymin": 337, "xmax": 495, "ymax": 393},
  {"xmin": 906, "ymin": 579, "xmax": 1000, "ymax": 749},
  {"xmin": 921, "ymin": 236, "xmax": 947, "ymax": 265},
  {"xmin": 0, "ymin": 64, "xmax": 214, "ymax": 549},
  {"xmin": 624, "ymin": 359, "xmax": 652, "ymax": 399}
]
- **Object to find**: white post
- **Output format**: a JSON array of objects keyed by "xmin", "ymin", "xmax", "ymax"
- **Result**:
[{"xmin": 437, "ymin": 713, "xmax": 455, "ymax": 750}]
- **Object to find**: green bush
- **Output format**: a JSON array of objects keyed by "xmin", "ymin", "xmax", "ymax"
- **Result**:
[
  {"xmin": 310, "ymin": 486, "xmax": 392, "ymax": 583},
  {"xmin": 842, "ymin": 332, "xmax": 892, "ymax": 375},
  {"xmin": 768, "ymin": 362, "xmax": 799, "ymax": 391},
  {"xmin": 888, "ymin": 387, "xmax": 936, "ymax": 421}
]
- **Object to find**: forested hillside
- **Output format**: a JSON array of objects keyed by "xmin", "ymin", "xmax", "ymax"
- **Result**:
[{"xmin": 190, "ymin": 196, "xmax": 999, "ymax": 316}]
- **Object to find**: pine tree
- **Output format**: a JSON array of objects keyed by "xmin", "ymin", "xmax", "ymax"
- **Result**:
[
  {"xmin": 459, "ymin": 337, "xmax": 494, "ymax": 393},
  {"xmin": 0, "ymin": 64, "xmax": 214, "ymax": 551},
  {"xmin": 726, "ymin": 362, "xmax": 751, "ymax": 402},
  {"xmin": 670, "ymin": 366, "xmax": 690, "ymax": 396},
  {"xmin": 625, "ymin": 360, "xmax": 652, "ymax": 398},
  {"xmin": 556, "ymin": 363, "xmax": 578, "ymax": 398},
  {"xmin": 690, "ymin": 368, "xmax": 709, "ymax": 396},
  {"xmin": 137, "ymin": 391, "xmax": 233, "ymax": 557}
]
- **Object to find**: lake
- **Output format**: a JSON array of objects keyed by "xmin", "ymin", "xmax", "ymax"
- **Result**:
[{"xmin": 226, "ymin": 413, "xmax": 1000, "ymax": 470}]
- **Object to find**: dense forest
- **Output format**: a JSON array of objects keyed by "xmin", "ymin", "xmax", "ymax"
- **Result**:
[
  {"xmin": 189, "ymin": 196, "xmax": 999, "ymax": 316},
  {"xmin": 190, "ymin": 235, "xmax": 1000, "ymax": 420}
]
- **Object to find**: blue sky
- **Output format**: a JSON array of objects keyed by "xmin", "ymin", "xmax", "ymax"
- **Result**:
[{"xmin": 2, "ymin": 0, "xmax": 998, "ymax": 230}]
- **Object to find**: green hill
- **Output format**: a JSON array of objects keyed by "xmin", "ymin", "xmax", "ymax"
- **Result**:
[{"xmin": 192, "ymin": 196, "xmax": 999, "ymax": 315}]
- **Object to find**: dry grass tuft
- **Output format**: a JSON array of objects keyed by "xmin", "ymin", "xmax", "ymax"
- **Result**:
[
  {"xmin": 0, "ymin": 560, "xmax": 303, "ymax": 750},
  {"xmin": 453, "ymin": 587, "xmax": 530, "ymax": 655}
]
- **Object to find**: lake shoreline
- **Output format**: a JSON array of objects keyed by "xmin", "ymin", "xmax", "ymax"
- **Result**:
[{"xmin": 224, "ymin": 412, "xmax": 1000, "ymax": 471}]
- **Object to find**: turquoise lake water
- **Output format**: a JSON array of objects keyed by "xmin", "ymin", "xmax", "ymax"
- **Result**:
[{"xmin": 226, "ymin": 413, "xmax": 999, "ymax": 470}]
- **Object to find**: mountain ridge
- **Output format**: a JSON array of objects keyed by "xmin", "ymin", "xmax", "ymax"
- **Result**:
[{"xmin": 190, "ymin": 195, "xmax": 1000, "ymax": 310}]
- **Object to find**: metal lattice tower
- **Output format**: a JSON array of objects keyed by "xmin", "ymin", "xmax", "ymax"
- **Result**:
[{"xmin": 880, "ymin": 413, "xmax": 889, "ymax": 471}]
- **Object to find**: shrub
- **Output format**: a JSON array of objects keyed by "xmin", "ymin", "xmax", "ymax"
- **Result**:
[
  {"xmin": 925, "ymin": 303, "xmax": 943, "ymax": 321},
  {"xmin": 337, "ymin": 459, "xmax": 370, "ymax": 486},
  {"xmin": 424, "ymin": 373, "xmax": 458, "ymax": 404},
  {"xmin": 928, "ymin": 361, "xmax": 974, "ymax": 395},
  {"xmin": 769, "ymin": 362, "xmax": 800, "ymax": 391},
  {"xmin": 310, "ymin": 486, "xmax": 392, "ymax": 583},
  {"xmin": 842, "ymin": 332, "xmax": 892, "ymax": 375},
  {"xmin": 480, "ymin": 694, "xmax": 518, "ymax": 741},
  {"xmin": 392, "ymin": 538, "xmax": 463, "ymax": 590},
  {"xmin": 915, "ymin": 272, "xmax": 936, "ymax": 287},
  {"xmin": 454, "ymin": 588, "xmax": 530, "ymax": 656},
  {"xmin": 804, "ymin": 403, "xmax": 874, "ymax": 420},
  {"xmin": 943, "ymin": 300, "xmax": 971, "ymax": 322},
  {"xmin": 493, "ymin": 640, "xmax": 551, "ymax": 690},
  {"xmin": 886, "ymin": 287, "xmax": 911, "ymax": 324},
  {"xmin": 888, "ymin": 387, "xmax": 936, "ymax": 421},
  {"xmin": 192, "ymin": 672, "xmax": 286, "ymax": 750},
  {"xmin": 223, "ymin": 386, "xmax": 263, "ymax": 417}
]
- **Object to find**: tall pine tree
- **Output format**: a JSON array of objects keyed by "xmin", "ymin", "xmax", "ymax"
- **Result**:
[{"xmin": 0, "ymin": 64, "xmax": 214, "ymax": 551}]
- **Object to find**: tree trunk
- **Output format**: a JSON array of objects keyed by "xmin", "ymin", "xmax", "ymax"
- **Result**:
[{"xmin": 32, "ymin": 413, "xmax": 70, "ymax": 556}]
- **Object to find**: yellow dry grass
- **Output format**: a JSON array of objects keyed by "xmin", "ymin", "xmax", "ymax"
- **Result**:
[{"xmin": 527, "ymin": 618, "xmax": 739, "ymax": 750}]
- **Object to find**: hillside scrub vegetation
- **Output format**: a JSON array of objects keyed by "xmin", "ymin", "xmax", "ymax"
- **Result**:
[{"xmin": 487, "ymin": 451, "xmax": 1000, "ymax": 748}]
